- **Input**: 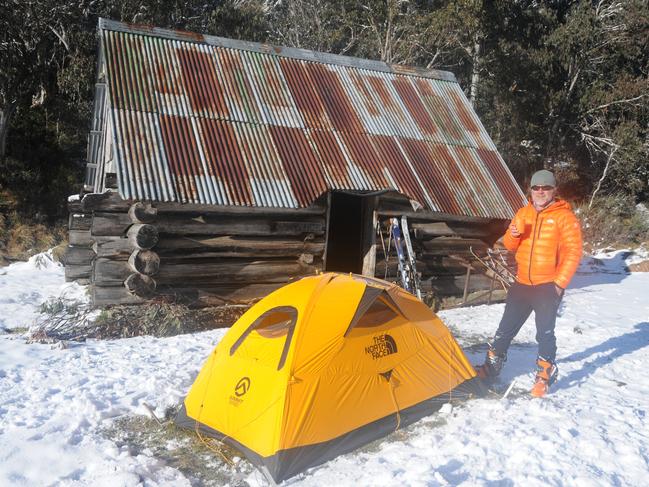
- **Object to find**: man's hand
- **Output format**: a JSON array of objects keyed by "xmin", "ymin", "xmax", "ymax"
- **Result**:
[
  {"xmin": 555, "ymin": 284, "xmax": 563, "ymax": 296},
  {"xmin": 509, "ymin": 222, "xmax": 521, "ymax": 238}
]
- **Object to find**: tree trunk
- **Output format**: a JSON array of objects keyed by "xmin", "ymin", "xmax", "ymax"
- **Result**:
[
  {"xmin": 0, "ymin": 102, "xmax": 17, "ymax": 160},
  {"xmin": 469, "ymin": 39, "xmax": 481, "ymax": 107}
]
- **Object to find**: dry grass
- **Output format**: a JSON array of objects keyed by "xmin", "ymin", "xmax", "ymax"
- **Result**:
[
  {"xmin": 100, "ymin": 407, "xmax": 254, "ymax": 486},
  {"xmin": 0, "ymin": 212, "xmax": 67, "ymax": 264}
]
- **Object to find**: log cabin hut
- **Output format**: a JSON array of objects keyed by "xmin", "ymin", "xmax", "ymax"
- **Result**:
[{"xmin": 66, "ymin": 18, "xmax": 526, "ymax": 308}]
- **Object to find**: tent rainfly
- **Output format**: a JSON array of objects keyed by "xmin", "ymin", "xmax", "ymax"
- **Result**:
[{"xmin": 176, "ymin": 273, "xmax": 484, "ymax": 483}]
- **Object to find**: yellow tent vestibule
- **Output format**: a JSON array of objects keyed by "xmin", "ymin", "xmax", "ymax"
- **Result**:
[{"xmin": 176, "ymin": 273, "xmax": 484, "ymax": 483}]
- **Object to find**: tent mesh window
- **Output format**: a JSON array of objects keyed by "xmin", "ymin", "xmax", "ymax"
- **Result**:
[
  {"xmin": 230, "ymin": 306, "xmax": 298, "ymax": 370},
  {"xmin": 354, "ymin": 298, "xmax": 402, "ymax": 329}
]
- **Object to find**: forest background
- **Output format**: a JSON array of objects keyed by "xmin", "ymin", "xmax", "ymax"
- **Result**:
[{"xmin": 0, "ymin": 0, "xmax": 647, "ymax": 262}]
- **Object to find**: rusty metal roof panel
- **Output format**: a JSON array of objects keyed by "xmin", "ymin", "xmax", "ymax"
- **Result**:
[{"xmin": 97, "ymin": 18, "xmax": 525, "ymax": 217}]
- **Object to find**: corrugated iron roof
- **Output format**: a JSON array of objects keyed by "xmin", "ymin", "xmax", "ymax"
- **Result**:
[{"xmin": 92, "ymin": 18, "xmax": 525, "ymax": 218}]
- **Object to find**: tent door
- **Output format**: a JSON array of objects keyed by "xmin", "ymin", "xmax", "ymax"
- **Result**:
[{"xmin": 324, "ymin": 192, "xmax": 376, "ymax": 275}]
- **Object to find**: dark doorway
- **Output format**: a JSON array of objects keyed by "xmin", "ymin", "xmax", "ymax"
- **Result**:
[{"xmin": 325, "ymin": 192, "xmax": 374, "ymax": 274}]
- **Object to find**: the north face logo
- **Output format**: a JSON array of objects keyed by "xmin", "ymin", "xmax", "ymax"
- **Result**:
[{"xmin": 365, "ymin": 334, "xmax": 398, "ymax": 359}]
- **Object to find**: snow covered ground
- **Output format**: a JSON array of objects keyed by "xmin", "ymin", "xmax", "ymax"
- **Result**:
[{"xmin": 1, "ymin": 249, "xmax": 648, "ymax": 486}]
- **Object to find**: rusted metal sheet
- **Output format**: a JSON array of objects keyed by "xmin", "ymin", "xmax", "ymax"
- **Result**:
[{"xmin": 94, "ymin": 18, "xmax": 525, "ymax": 216}]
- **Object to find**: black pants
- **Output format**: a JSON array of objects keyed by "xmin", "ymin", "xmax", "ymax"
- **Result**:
[{"xmin": 492, "ymin": 282, "xmax": 563, "ymax": 362}]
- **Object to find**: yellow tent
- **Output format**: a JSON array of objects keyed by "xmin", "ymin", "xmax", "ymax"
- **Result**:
[{"xmin": 176, "ymin": 273, "xmax": 483, "ymax": 483}]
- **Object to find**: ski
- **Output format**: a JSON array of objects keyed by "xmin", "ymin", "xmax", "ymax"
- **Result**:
[
  {"xmin": 389, "ymin": 218, "xmax": 414, "ymax": 294},
  {"xmin": 400, "ymin": 216, "xmax": 422, "ymax": 299}
]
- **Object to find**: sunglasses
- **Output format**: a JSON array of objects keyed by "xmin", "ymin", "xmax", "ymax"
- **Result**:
[{"xmin": 531, "ymin": 185, "xmax": 554, "ymax": 191}]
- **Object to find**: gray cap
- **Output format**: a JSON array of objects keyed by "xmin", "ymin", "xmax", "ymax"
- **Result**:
[{"xmin": 530, "ymin": 169, "xmax": 556, "ymax": 188}]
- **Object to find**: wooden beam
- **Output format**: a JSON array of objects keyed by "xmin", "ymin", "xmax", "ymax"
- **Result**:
[
  {"xmin": 127, "ymin": 224, "xmax": 159, "ymax": 249},
  {"xmin": 128, "ymin": 202, "xmax": 157, "ymax": 223},
  {"xmin": 128, "ymin": 249, "xmax": 160, "ymax": 276}
]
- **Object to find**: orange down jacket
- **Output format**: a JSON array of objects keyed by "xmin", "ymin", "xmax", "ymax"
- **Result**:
[{"xmin": 503, "ymin": 199, "xmax": 582, "ymax": 289}]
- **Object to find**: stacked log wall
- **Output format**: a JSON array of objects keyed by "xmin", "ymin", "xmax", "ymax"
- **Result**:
[
  {"xmin": 374, "ymin": 196, "xmax": 509, "ymax": 301},
  {"xmin": 64, "ymin": 198, "xmax": 95, "ymax": 284},
  {"xmin": 71, "ymin": 192, "xmax": 326, "ymax": 307}
]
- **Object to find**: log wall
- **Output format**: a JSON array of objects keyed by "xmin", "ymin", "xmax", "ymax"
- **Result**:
[
  {"xmin": 66, "ymin": 191, "xmax": 510, "ymax": 308},
  {"xmin": 68, "ymin": 191, "xmax": 326, "ymax": 307},
  {"xmin": 373, "ymin": 195, "xmax": 509, "ymax": 303},
  {"xmin": 64, "ymin": 198, "xmax": 95, "ymax": 284}
]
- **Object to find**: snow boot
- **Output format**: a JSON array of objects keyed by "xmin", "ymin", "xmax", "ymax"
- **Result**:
[
  {"xmin": 476, "ymin": 347, "xmax": 506, "ymax": 380},
  {"xmin": 530, "ymin": 357, "xmax": 558, "ymax": 398}
]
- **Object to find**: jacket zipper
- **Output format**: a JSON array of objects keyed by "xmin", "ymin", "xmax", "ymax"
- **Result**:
[{"xmin": 527, "ymin": 212, "xmax": 543, "ymax": 285}]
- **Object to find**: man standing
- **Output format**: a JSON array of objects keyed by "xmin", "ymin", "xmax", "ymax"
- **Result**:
[{"xmin": 477, "ymin": 169, "xmax": 582, "ymax": 397}]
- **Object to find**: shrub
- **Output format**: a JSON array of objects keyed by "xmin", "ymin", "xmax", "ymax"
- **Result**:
[
  {"xmin": 29, "ymin": 298, "xmax": 248, "ymax": 343},
  {"xmin": 577, "ymin": 194, "xmax": 649, "ymax": 250}
]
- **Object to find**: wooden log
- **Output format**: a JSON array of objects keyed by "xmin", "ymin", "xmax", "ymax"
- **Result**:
[
  {"xmin": 420, "ymin": 237, "xmax": 487, "ymax": 255},
  {"xmin": 67, "ymin": 196, "xmax": 82, "ymax": 213},
  {"xmin": 155, "ymin": 235, "xmax": 325, "ymax": 258},
  {"xmin": 91, "ymin": 212, "xmax": 132, "ymax": 236},
  {"xmin": 156, "ymin": 283, "xmax": 283, "ymax": 305},
  {"xmin": 155, "ymin": 216, "xmax": 324, "ymax": 237},
  {"xmin": 69, "ymin": 213, "xmax": 92, "ymax": 231},
  {"xmin": 94, "ymin": 258, "xmax": 317, "ymax": 285},
  {"xmin": 69, "ymin": 230, "xmax": 94, "ymax": 247},
  {"xmin": 64, "ymin": 264, "xmax": 92, "ymax": 282},
  {"xmin": 127, "ymin": 224, "xmax": 159, "ymax": 249},
  {"xmin": 63, "ymin": 246, "xmax": 96, "ymax": 266},
  {"xmin": 124, "ymin": 273, "xmax": 157, "ymax": 297},
  {"xmin": 129, "ymin": 202, "xmax": 157, "ymax": 224},
  {"xmin": 156, "ymin": 260, "xmax": 317, "ymax": 283},
  {"xmin": 82, "ymin": 191, "xmax": 131, "ymax": 213},
  {"xmin": 377, "ymin": 207, "xmax": 495, "ymax": 224},
  {"xmin": 374, "ymin": 259, "xmax": 467, "ymax": 278},
  {"xmin": 154, "ymin": 202, "xmax": 326, "ymax": 217},
  {"xmin": 411, "ymin": 222, "xmax": 492, "ymax": 239},
  {"xmin": 128, "ymin": 249, "xmax": 160, "ymax": 276},
  {"xmin": 93, "ymin": 258, "xmax": 132, "ymax": 285},
  {"xmin": 92, "ymin": 285, "xmax": 146, "ymax": 307},
  {"xmin": 93, "ymin": 237, "xmax": 134, "ymax": 259},
  {"xmin": 92, "ymin": 211, "xmax": 324, "ymax": 238}
]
